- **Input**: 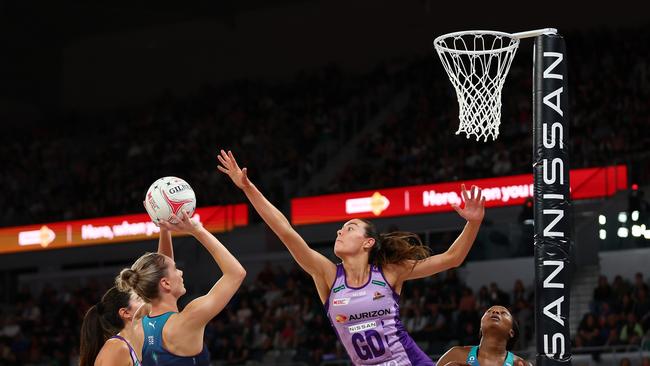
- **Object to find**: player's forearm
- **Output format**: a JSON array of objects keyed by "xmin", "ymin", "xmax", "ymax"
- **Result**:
[
  {"xmin": 193, "ymin": 227, "xmax": 246, "ymax": 279},
  {"xmin": 242, "ymin": 183, "xmax": 293, "ymax": 237},
  {"xmin": 157, "ymin": 229, "xmax": 173, "ymax": 258},
  {"xmin": 445, "ymin": 221, "xmax": 481, "ymax": 266}
]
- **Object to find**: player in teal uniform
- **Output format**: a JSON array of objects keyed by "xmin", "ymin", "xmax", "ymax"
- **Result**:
[
  {"xmin": 116, "ymin": 210, "xmax": 246, "ymax": 365},
  {"xmin": 80, "ymin": 224, "xmax": 174, "ymax": 366},
  {"xmin": 436, "ymin": 306, "xmax": 529, "ymax": 366}
]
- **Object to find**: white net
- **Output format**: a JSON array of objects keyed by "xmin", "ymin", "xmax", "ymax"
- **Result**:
[{"xmin": 434, "ymin": 31, "xmax": 520, "ymax": 141}]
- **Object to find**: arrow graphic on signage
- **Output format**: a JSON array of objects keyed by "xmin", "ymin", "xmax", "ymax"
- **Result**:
[
  {"xmin": 18, "ymin": 226, "xmax": 56, "ymax": 248},
  {"xmin": 345, "ymin": 192, "xmax": 390, "ymax": 216}
]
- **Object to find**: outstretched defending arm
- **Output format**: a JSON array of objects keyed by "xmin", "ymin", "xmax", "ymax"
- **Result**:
[
  {"xmin": 391, "ymin": 184, "xmax": 485, "ymax": 282},
  {"xmin": 217, "ymin": 150, "xmax": 336, "ymax": 301}
]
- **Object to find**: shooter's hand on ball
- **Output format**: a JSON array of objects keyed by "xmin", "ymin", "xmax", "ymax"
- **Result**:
[
  {"xmin": 451, "ymin": 184, "xmax": 485, "ymax": 223},
  {"xmin": 159, "ymin": 211, "xmax": 202, "ymax": 235},
  {"xmin": 217, "ymin": 149, "xmax": 252, "ymax": 190}
]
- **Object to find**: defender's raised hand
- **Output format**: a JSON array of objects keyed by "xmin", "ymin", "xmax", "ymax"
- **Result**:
[
  {"xmin": 217, "ymin": 150, "xmax": 252, "ymax": 190},
  {"xmin": 451, "ymin": 184, "xmax": 485, "ymax": 223}
]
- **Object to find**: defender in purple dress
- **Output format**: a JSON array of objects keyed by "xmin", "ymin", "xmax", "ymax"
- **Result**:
[
  {"xmin": 218, "ymin": 150, "xmax": 486, "ymax": 366},
  {"xmin": 326, "ymin": 264, "xmax": 432, "ymax": 365}
]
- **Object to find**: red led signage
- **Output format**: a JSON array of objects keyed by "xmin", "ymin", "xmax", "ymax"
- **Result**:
[
  {"xmin": 0, "ymin": 204, "xmax": 248, "ymax": 254},
  {"xmin": 291, "ymin": 165, "xmax": 627, "ymax": 225}
]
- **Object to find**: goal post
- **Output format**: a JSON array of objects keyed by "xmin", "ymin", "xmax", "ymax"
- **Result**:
[
  {"xmin": 434, "ymin": 29, "xmax": 572, "ymax": 365},
  {"xmin": 533, "ymin": 33, "xmax": 572, "ymax": 366}
]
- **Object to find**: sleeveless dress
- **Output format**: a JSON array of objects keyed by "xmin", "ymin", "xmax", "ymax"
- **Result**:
[
  {"xmin": 142, "ymin": 312, "xmax": 210, "ymax": 365},
  {"xmin": 466, "ymin": 346, "xmax": 515, "ymax": 366},
  {"xmin": 325, "ymin": 263, "xmax": 433, "ymax": 365}
]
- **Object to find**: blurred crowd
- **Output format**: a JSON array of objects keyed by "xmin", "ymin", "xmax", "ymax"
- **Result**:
[
  {"xmin": 2, "ymin": 27, "xmax": 650, "ymax": 227},
  {"xmin": 576, "ymin": 272, "xmax": 650, "ymax": 349},
  {"xmin": 0, "ymin": 263, "xmax": 538, "ymax": 365},
  {"xmin": 1, "ymin": 66, "xmax": 396, "ymax": 226},
  {"xmin": 1, "ymin": 262, "xmax": 649, "ymax": 365}
]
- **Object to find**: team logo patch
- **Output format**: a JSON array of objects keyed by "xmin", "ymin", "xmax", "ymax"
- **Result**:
[
  {"xmin": 335, "ymin": 314, "xmax": 348, "ymax": 323},
  {"xmin": 348, "ymin": 308, "xmax": 391, "ymax": 321},
  {"xmin": 333, "ymin": 297, "xmax": 350, "ymax": 306},
  {"xmin": 333, "ymin": 284, "xmax": 346, "ymax": 293},
  {"xmin": 348, "ymin": 321, "xmax": 377, "ymax": 333},
  {"xmin": 371, "ymin": 280, "xmax": 386, "ymax": 287},
  {"xmin": 373, "ymin": 291, "xmax": 385, "ymax": 300}
]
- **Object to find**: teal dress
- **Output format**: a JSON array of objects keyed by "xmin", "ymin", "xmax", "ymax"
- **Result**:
[
  {"xmin": 466, "ymin": 346, "xmax": 515, "ymax": 366},
  {"xmin": 142, "ymin": 312, "xmax": 210, "ymax": 365}
]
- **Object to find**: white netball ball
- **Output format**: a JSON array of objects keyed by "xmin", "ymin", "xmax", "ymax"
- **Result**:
[{"xmin": 144, "ymin": 177, "xmax": 196, "ymax": 225}]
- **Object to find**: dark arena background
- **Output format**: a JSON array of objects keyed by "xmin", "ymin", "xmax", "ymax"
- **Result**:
[{"xmin": 1, "ymin": 1, "xmax": 649, "ymax": 365}]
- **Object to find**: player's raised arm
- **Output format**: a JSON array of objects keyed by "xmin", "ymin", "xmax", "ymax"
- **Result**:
[
  {"xmin": 157, "ymin": 225, "xmax": 173, "ymax": 259},
  {"xmin": 143, "ymin": 199, "xmax": 174, "ymax": 259},
  {"xmin": 394, "ymin": 184, "xmax": 484, "ymax": 282},
  {"xmin": 217, "ymin": 150, "xmax": 336, "ymax": 288},
  {"xmin": 159, "ymin": 211, "xmax": 246, "ymax": 327}
]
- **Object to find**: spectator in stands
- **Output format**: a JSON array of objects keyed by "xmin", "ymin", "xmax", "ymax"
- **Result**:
[
  {"xmin": 459, "ymin": 321, "xmax": 480, "ymax": 346},
  {"xmin": 511, "ymin": 298, "xmax": 533, "ymax": 349},
  {"xmin": 477, "ymin": 286, "xmax": 491, "ymax": 309},
  {"xmin": 417, "ymin": 306, "xmax": 434, "ymax": 341},
  {"xmin": 576, "ymin": 313, "xmax": 602, "ymax": 347},
  {"xmin": 612, "ymin": 275, "xmax": 629, "ymax": 301},
  {"xmin": 619, "ymin": 312, "xmax": 644, "ymax": 345},
  {"xmin": 227, "ymin": 335, "xmax": 250, "ymax": 365},
  {"xmin": 633, "ymin": 288, "xmax": 650, "ymax": 327},
  {"xmin": 489, "ymin": 282, "xmax": 510, "ymax": 307},
  {"xmin": 458, "ymin": 287, "xmax": 478, "ymax": 328},
  {"xmin": 634, "ymin": 272, "xmax": 650, "ymax": 299},
  {"xmin": 424, "ymin": 303, "xmax": 448, "ymax": 354},
  {"xmin": 603, "ymin": 313, "xmax": 621, "ymax": 346},
  {"xmin": 593, "ymin": 275, "xmax": 614, "ymax": 311},
  {"xmin": 512, "ymin": 280, "xmax": 528, "ymax": 304},
  {"xmin": 619, "ymin": 293, "xmax": 635, "ymax": 315}
]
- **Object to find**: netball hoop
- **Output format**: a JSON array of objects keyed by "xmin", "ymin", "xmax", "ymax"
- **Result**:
[
  {"xmin": 435, "ymin": 27, "xmax": 572, "ymax": 366},
  {"xmin": 434, "ymin": 28, "xmax": 557, "ymax": 141}
]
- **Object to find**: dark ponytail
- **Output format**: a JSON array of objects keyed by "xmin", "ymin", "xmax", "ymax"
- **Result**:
[
  {"xmin": 79, "ymin": 305, "xmax": 105, "ymax": 366},
  {"xmin": 360, "ymin": 219, "xmax": 431, "ymax": 267},
  {"xmin": 79, "ymin": 287, "xmax": 131, "ymax": 366}
]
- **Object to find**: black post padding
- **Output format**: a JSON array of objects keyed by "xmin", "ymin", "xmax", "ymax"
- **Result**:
[{"xmin": 533, "ymin": 34, "xmax": 572, "ymax": 365}]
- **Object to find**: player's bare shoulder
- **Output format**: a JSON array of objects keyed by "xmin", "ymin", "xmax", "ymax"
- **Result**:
[
  {"xmin": 102, "ymin": 337, "xmax": 130, "ymax": 354},
  {"xmin": 95, "ymin": 338, "xmax": 130, "ymax": 366},
  {"xmin": 437, "ymin": 345, "xmax": 473, "ymax": 366},
  {"xmin": 451, "ymin": 345, "xmax": 473, "ymax": 357}
]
